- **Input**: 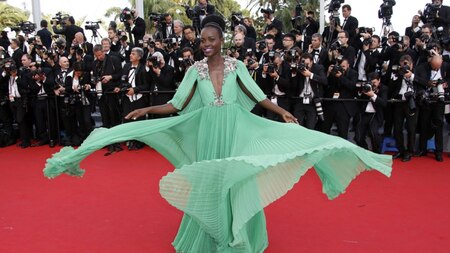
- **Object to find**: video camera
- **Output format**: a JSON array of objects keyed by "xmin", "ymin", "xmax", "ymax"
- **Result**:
[
  {"xmin": 11, "ymin": 21, "xmax": 37, "ymax": 34},
  {"xmin": 120, "ymin": 7, "xmax": 135, "ymax": 22},
  {"xmin": 378, "ymin": 0, "xmax": 396, "ymax": 20},
  {"xmin": 52, "ymin": 12, "xmax": 68, "ymax": 26},
  {"xmin": 328, "ymin": 0, "xmax": 345, "ymax": 26},
  {"xmin": 231, "ymin": 12, "xmax": 244, "ymax": 29},
  {"xmin": 423, "ymin": 2, "xmax": 442, "ymax": 25},
  {"xmin": 290, "ymin": 4, "xmax": 303, "ymax": 31},
  {"xmin": 85, "ymin": 21, "xmax": 101, "ymax": 31}
]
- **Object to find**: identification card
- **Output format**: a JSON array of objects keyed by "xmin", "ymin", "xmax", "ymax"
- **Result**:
[
  {"xmin": 333, "ymin": 92, "xmax": 340, "ymax": 99},
  {"xmin": 270, "ymin": 96, "xmax": 278, "ymax": 105},
  {"xmin": 303, "ymin": 97, "xmax": 310, "ymax": 104}
]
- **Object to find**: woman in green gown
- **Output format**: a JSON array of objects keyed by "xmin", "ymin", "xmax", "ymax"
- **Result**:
[{"xmin": 44, "ymin": 16, "xmax": 392, "ymax": 253}]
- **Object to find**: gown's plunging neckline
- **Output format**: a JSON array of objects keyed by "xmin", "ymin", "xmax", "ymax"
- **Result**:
[{"xmin": 207, "ymin": 59, "xmax": 225, "ymax": 98}]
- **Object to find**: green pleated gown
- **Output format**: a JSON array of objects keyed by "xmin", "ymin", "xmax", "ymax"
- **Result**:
[{"xmin": 44, "ymin": 57, "xmax": 392, "ymax": 253}]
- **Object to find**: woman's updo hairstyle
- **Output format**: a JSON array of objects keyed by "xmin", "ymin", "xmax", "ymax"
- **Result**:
[{"xmin": 201, "ymin": 15, "xmax": 226, "ymax": 38}]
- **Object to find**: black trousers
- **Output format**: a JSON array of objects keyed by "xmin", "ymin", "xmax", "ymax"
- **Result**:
[
  {"xmin": 393, "ymin": 103, "xmax": 418, "ymax": 154},
  {"xmin": 121, "ymin": 95, "xmax": 148, "ymax": 122},
  {"xmin": 321, "ymin": 103, "xmax": 351, "ymax": 139},
  {"xmin": 293, "ymin": 100, "xmax": 317, "ymax": 130},
  {"xmin": 71, "ymin": 103, "xmax": 93, "ymax": 141},
  {"xmin": 266, "ymin": 97, "xmax": 294, "ymax": 122},
  {"xmin": 98, "ymin": 94, "xmax": 121, "ymax": 128},
  {"xmin": 417, "ymin": 102, "xmax": 445, "ymax": 153},
  {"xmin": 354, "ymin": 112, "xmax": 383, "ymax": 153},
  {"xmin": 33, "ymin": 98, "xmax": 57, "ymax": 142},
  {"xmin": 10, "ymin": 98, "xmax": 31, "ymax": 144},
  {"xmin": 0, "ymin": 101, "xmax": 13, "ymax": 135}
]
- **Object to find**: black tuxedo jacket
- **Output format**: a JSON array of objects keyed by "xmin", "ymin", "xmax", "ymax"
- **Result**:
[
  {"xmin": 270, "ymin": 61, "xmax": 294, "ymax": 97},
  {"xmin": 29, "ymin": 71, "xmax": 56, "ymax": 98},
  {"xmin": 92, "ymin": 54, "xmax": 123, "ymax": 92},
  {"xmin": 53, "ymin": 24, "xmax": 85, "ymax": 50},
  {"xmin": 294, "ymin": 63, "xmax": 328, "ymax": 98},
  {"xmin": 148, "ymin": 65, "xmax": 177, "ymax": 92},
  {"xmin": 131, "ymin": 17, "xmax": 146, "ymax": 44},
  {"xmin": 11, "ymin": 48, "xmax": 24, "ymax": 68},
  {"xmin": 325, "ymin": 67, "xmax": 359, "ymax": 116},
  {"xmin": 358, "ymin": 84, "xmax": 388, "ymax": 124},
  {"xmin": 342, "ymin": 16, "xmax": 358, "ymax": 44},
  {"xmin": 353, "ymin": 49, "xmax": 382, "ymax": 78},
  {"xmin": 161, "ymin": 23, "xmax": 175, "ymax": 39},
  {"xmin": 80, "ymin": 42, "xmax": 94, "ymax": 56},
  {"xmin": 414, "ymin": 61, "xmax": 450, "ymax": 90},
  {"xmin": 264, "ymin": 18, "xmax": 283, "ymax": 34},
  {"xmin": 122, "ymin": 63, "xmax": 149, "ymax": 94}
]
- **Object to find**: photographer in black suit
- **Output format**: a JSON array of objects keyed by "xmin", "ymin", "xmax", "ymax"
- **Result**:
[
  {"xmin": 115, "ymin": 47, "xmax": 149, "ymax": 150},
  {"xmin": 336, "ymin": 4, "xmax": 359, "ymax": 49},
  {"xmin": 414, "ymin": 54, "xmax": 449, "ymax": 162},
  {"xmin": 262, "ymin": 8, "xmax": 283, "ymax": 36},
  {"xmin": 147, "ymin": 52, "xmax": 176, "ymax": 109},
  {"xmin": 160, "ymin": 14, "xmax": 175, "ymax": 40},
  {"xmin": 322, "ymin": 57, "xmax": 358, "ymax": 139},
  {"xmin": 194, "ymin": 0, "xmax": 215, "ymax": 25},
  {"xmin": 419, "ymin": 0, "xmax": 450, "ymax": 37},
  {"xmin": 390, "ymin": 55, "xmax": 419, "ymax": 162},
  {"xmin": 354, "ymin": 72, "xmax": 388, "ymax": 153},
  {"xmin": 92, "ymin": 44, "xmax": 123, "ymax": 155},
  {"xmin": 125, "ymin": 9, "xmax": 146, "ymax": 46},
  {"xmin": 292, "ymin": 53, "xmax": 327, "ymax": 129},
  {"xmin": 52, "ymin": 16, "xmax": 85, "ymax": 51}
]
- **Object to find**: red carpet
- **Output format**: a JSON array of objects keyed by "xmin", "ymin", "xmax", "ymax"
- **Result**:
[{"xmin": 0, "ymin": 145, "xmax": 449, "ymax": 253}]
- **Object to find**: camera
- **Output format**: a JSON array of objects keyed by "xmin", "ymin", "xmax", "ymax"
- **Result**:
[
  {"xmin": 148, "ymin": 56, "xmax": 160, "ymax": 68},
  {"xmin": 257, "ymin": 40, "xmax": 267, "ymax": 51},
  {"xmin": 423, "ymin": 2, "xmax": 441, "ymax": 25},
  {"xmin": 361, "ymin": 82, "xmax": 373, "ymax": 93},
  {"xmin": 120, "ymin": 7, "xmax": 135, "ymax": 22},
  {"xmin": 164, "ymin": 37, "xmax": 178, "ymax": 50},
  {"xmin": 329, "ymin": 41, "xmax": 341, "ymax": 51},
  {"xmin": 231, "ymin": 12, "xmax": 243, "ymax": 28},
  {"xmin": 298, "ymin": 60, "xmax": 307, "ymax": 72},
  {"xmin": 358, "ymin": 27, "xmax": 374, "ymax": 35},
  {"xmin": 52, "ymin": 12, "xmax": 67, "ymax": 26},
  {"xmin": 403, "ymin": 90, "xmax": 417, "ymax": 112},
  {"xmin": 3, "ymin": 60, "xmax": 17, "ymax": 73},
  {"xmin": 313, "ymin": 98, "xmax": 325, "ymax": 121},
  {"xmin": 363, "ymin": 37, "xmax": 373, "ymax": 46},
  {"xmin": 291, "ymin": 4, "xmax": 303, "ymax": 30},
  {"xmin": 328, "ymin": 0, "xmax": 345, "ymax": 25},
  {"xmin": 120, "ymin": 75, "xmax": 132, "ymax": 94},
  {"xmin": 85, "ymin": 21, "xmax": 101, "ymax": 31},
  {"xmin": 228, "ymin": 46, "xmax": 237, "ymax": 55},
  {"xmin": 431, "ymin": 79, "xmax": 446, "ymax": 102},
  {"xmin": 178, "ymin": 57, "xmax": 195, "ymax": 72},
  {"xmin": 392, "ymin": 64, "xmax": 410, "ymax": 76},
  {"xmin": 267, "ymin": 63, "xmax": 276, "ymax": 74},
  {"xmin": 261, "ymin": 8, "xmax": 274, "ymax": 15},
  {"xmin": 378, "ymin": 0, "xmax": 396, "ymax": 20},
  {"xmin": 11, "ymin": 21, "xmax": 36, "ymax": 35},
  {"xmin": 331, "ymin": 64, "xmax": 344, "ymax": 76}
]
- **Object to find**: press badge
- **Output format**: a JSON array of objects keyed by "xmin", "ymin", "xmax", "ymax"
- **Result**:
[
  {"xmin": 270, "ymin": 96, "xmax": 278, "ymax": 105},
  {"xmin": 333, "ymin": 92, "xmax": 340, "ymax": 99},
  {"xmin": 303, "ymin": 97, "xmax": 310, "ymax": 104}
]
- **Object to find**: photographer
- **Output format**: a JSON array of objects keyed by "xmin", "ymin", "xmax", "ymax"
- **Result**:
[
  {"xmin": 354, "ymin": 34, "xmax": 382, "ymax": 82},
  {"xmin": 292, "ymin": 53, "xmax": 328, "ymax": 129},
  {"xmin": 262, "ymin": 8, "xmax": 283, "ymax": 36},
  {"xmin": 176, "ymin": 47, "xmax": 195, "ymax": 82},
  {"xmin": 118, "ymin": 35, "xmax": 133, "ymax": 64},
  {"xmin": 182, "ymin": 25, "xmax": 203, "ymax": 61},
  {"xmin": 107, "ymin": 28, "xmax": 121, "ymax": 52},
  {"xmin": 322, "ymin": 57, "xmax": 358, "ymax": 139},
  {"xmin": 414, "ymin": 54, "xmax": 449, "ymax": 162},
  {"xmin": 124, "ymin": 9, "xmax": 146, "ymax": 46},
  {"xmin": 147, "ymin": 52, "xmax": 176, "ymax": 110},
  {"xmin": 328, "ymin": 31, "xmax": 356, "ymax": 68},
  {"xmin": 160, "ymin": 14, "xmax": 174, "ymax": 40},
  {"xmin": 194, "ymin": 0, "xmax": 215, "ymax": 24},
  {"xmin": 227, "ymin": 33, "xmax": 247, "ymax": 61},
  {"xmin": 163, "ymin": 37, "xmax": 181, "ymax": 68},
  {"xmin": 114, "ymin": 47, "xmax": 149, "ymax": 150},
  {"xmin": 259, "ymin": 52, "xmax": 293, "ymax": 121},
  {"xmin": 390, "ymin": 55, "xmax": 419, "ymax": 162},
  {"xmin": 234, "ymin": 24, "xmax": 256, "ymax": 54},
  {"xmin": 52, "ymin": 16, "xmax": 85, "ymax": 51},
  {"xmin": 0, "ymin": 58, "xmax": 15, "ymax": 147},
  {"xmin": 92, "ymin": 44, "xmax": 123, "ymax": 154},
  {"xmin": 300, "ymin": 11, "xmax": 320, "ymax": 51},
  {"xmin": 73, "ymin": 32, "xmax": 93, "ymax": 57},
  {"xmin": 10, "ymin": 39, "xmax": 24, "ymax": 68},
  {"xmin": 65, "ymin": 61, "xmax": 94, "ymax": 145},
  {"xmin": 354, "ymin": 72, "xmax": 388, "ymax": 154},
  {"xmin": 419, "ymin": 0, "xmax": 450, "ymax": 37},
  {"xmin": 36, "ymin": 20, "xmax": 53, "ymax": 50},
  {"xmin": 336, "ymin": 4, "xmax": 359, "ymax": 49},
  {"xmin": 243, "ymin": 17, "xmax": 257, "ymax": 41},
  {"xmin": 29, "ymin": 67, "xmax": 57, "ymax": 147}
]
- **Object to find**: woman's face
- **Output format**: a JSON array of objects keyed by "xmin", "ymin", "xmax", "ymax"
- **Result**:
[{"xmin": 200, "ymin": 27, "xmax": 223, "ymax": 57}]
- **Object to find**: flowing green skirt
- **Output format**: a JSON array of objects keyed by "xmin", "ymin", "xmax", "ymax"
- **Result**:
[{"xmin": 44, "ymin": 104, "xmax": 392, "ymax": 252}]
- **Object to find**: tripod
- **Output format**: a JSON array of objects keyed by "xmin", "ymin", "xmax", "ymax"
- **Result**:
[
  {"xmin": 90, "ymin": 29, "xmax": 102, "ymax": 45},
  {"xmin": 380, "ymin": 18, "xmax": 394, "ymax": 39}
]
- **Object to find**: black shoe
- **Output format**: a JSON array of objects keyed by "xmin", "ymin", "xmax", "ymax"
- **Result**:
[
  {"xmin": 19, "ymin": 142, "xmax": 30, "ymax": 148},
  {"xmin": 392, "ymin": 152, "xmax": 403, "ymax": 159},
  {"xmin": 49, "ymin": 140, "xmax": 55, "ymax": 148},
  {"xmin": 414, "ymin": 151, "xmax": 427, "ymax": 157},
  {"xmin": 436, "ymin": 153, "xmax": 444, "ymax": 162},
  {"xmin": 31, "ymin": 140, "xmax": 49, "ymax": 147},
  {"xmin": 402, "ymin": 153, "xmax": 412, "ymax": 162}
]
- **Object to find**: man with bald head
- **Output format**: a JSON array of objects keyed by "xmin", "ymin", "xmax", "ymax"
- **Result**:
[
  {"xmin": 415, "ymin": 54, "xmax": 449, "ymax": 161},
  {"xmin": 228, "ymin": 33, "xmax": 247, "ymax": 61},
  {"xmin": 74, "ymin": 32, "xmax": 93, "ymax": 56}
]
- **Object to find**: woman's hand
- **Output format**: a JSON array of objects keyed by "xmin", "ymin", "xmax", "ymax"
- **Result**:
[
  {"xmin": 281, "ymin": 111, "xmax": 298, "ymax": 124},
  {"xmin": 125, "ymin": 108, "xmax": 148, "ymax": 120}
]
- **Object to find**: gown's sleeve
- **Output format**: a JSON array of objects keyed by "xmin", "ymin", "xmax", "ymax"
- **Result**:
[
  {"xmin": 235, "ymin": 60, "xmax": 268, "ymax": 111},
  {"xmin": 168, "ymin": 66, "xmax": 202, "ymax": 114}
]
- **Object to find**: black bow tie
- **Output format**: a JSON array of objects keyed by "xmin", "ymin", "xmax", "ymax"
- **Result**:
[{"xmin": 131, "ymin": 67, "xmax": 136, "ymax": 70}]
